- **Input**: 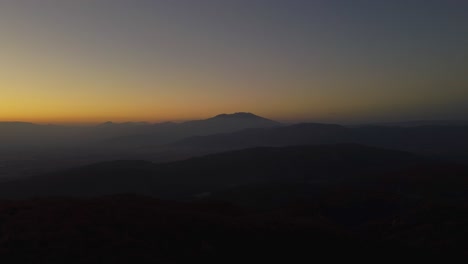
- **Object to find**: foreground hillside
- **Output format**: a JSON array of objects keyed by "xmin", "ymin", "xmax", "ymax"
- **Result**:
[
  {"xmin": 0, "ymin": 145, "xmax": 467, "ymax": 262},
  {"xmin": 0, "ymin": 195, "xmax": 466, "ymax": 263}
]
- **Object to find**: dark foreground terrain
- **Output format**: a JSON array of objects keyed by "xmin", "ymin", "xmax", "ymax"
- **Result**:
[
  {"xmin": 0, "ymin": 195, "xmax": 467, "ymax": 263},
  {"xmin": 0, "ymin": 144, "xmax": 467, "ymax": 262}
]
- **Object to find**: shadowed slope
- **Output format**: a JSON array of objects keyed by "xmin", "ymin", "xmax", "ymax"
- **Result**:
[{"xmin": 0, "ymin": 144, "xmax": 465, "ymax": 201}]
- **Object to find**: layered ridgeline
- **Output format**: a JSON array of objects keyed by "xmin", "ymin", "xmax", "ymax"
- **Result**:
[
  {"xmin": 0, "ymin": 144, "xmax": 466, "ymax": 202},
  {"xmin": 1, "ymin": 113, "xmax": 467, "ymax": 181},
  {"xmin": 1, "ymin": 114, "xmax": 467, "ymax": 162},
  {"xmin": 171, "ymin": 123, "xmax": 468, "ymax": 162},
  {"xmin": 0, "ymin": 145, "xmax": 467, "ymax": 260},
  {"xmin": 103, "ymin": 112, "xmax": 281, "ymax": 147},
  {"xmin": 0, "ymin": 112, "xmax": 281, "ymax": 150}
]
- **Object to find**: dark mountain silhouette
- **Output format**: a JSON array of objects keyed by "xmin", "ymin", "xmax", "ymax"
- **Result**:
[
  {"xmin": 0, "ymin": 112, "xmax": 280, "ymax": 150},
  {"xmin": 0, "ymin": 143, "xmax": 466, "ymax": 262},
  {"xmin": 2, "ymin": 116, "xmax": 467, "ymax": 183},
  {"xmin": 211, "ymin": 112, "xmax": 271, "ymax": 120},
  {"xmin": 172, "ymin": 123, "xmax": 468, "ymax": 162},
  {"xmin": 2, "ymin": 116, "xmax": 467, "ymax": 162},
  {"xmin": 2, "ymin": 194, "xmax": 454, "ymax": 263},
  {"xmin": 102, "ymin": 112, "xmax": 281, "ymax": 147},
  {"xmin": 365, "ymin": 120, "xmax": 468, "ymax": 127},
  {"xmin": 173, "ymin": 123, "xmax": 351, "ymax": 149},
  {"xmin": 0, "ymin": 145, "xmax": 467, "ymax": 262},
  {"xmin": 0, "ymin": 144, "xmax": 466, "ymax": 202},
  {"xmin": 179, "ymin": 112, "xmax": 280, "ymax": 137},
  {"xmin": 0, "ymin": 113, "xmax": 283, "ymax": 180},
  {"xmin": 184, "ymin": 112, "xmax": 280, "ymax": 132}
]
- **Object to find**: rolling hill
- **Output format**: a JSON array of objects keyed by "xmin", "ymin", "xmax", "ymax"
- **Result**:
[
  {"xmin": 171, "ymin": 123, "xmax": 468, "ymax": 162},
  {"xmin": 0, "ymin": 144, "xmax": 466, "ymax": 203}
]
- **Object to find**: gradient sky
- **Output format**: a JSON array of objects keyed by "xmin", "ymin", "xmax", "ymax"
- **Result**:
[{"xmin": 0, "ymin": 0, "xmax": 467, "ymax": 124}]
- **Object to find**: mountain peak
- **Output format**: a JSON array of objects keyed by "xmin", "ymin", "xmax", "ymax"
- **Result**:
[
  {"xmin": 213, "ymin": 112, "xmax": 263, "ymax": 119},
  {"xmin": 97, "ymin": 121, "xmax": 115, "ymax": 127},
  {"xmin": 97, "ymin": 121, "xmax": 150, "ymax": 127}
]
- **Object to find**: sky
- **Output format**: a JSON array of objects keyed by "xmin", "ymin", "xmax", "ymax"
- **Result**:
[{"xmin": 0, "ymin": 0, "xmax": 467, "ymax": 124}]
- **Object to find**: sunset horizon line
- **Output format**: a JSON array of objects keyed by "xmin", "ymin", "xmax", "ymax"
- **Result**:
[{"xmin": 1, "ymin": 113, "xmax": 466, "ymax": 127}]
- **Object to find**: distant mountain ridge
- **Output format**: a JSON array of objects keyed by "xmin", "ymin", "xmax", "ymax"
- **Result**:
[
  {"xmin": 212, "ymin": 112, "xmax": 269, "ymax": 119},
  {"xmin": 171, "ymin": 122, "xmax": 468, "ymax": 162},
  {"xmin": 0, "ymin": 112, "xmax": 281, "ymax": 149},
  {"xmin": 365, "ymin": 120, "xmax": 468, "ymax": 127},
  {"xmin": 2, "ymin": 114, "xmax": 468, "ymax": 169},
  {"xmin": 99, "ymin": 112, "xmax": 281, "ymax": 147},
  {"xmin": 0, "ymin": 144, "xmax": 466, "ymax": 202}
]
